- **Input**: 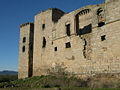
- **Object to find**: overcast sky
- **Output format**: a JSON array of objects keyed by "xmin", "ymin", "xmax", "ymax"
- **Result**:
[{"xmin": 0, "ymin": 0, "xmax": 104, "ymax": 71}]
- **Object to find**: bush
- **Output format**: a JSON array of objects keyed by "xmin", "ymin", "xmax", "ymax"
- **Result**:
[{"xmin": 0, "ymin": 75, "xmax": 18, "ymax": 83}]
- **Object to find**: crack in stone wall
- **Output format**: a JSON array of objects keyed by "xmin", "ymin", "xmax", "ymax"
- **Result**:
[{"xmin": 80, "ymin": 34, "xmax": 92, "ymax": 60}]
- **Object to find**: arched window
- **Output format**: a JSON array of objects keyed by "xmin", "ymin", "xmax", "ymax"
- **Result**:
[
  {"xmin": 23, "ymin": 37, "xmax": 26, "ymax": 43},
  {"xmin": 97, "ymin": 8, "xmax": 105, "ymax": 27},
  {"xmin": 97, "ymin": 8, "xmax": 103, "ymax": 15}
]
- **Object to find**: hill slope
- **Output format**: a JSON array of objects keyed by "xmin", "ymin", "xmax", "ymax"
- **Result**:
[{"xmin": 0, "ymin": 71, "xmax": 17, "ymax": 75}]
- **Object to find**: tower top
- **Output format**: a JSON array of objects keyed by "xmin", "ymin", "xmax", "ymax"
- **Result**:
[
  {"xmin": 105, "ymin": 0, "xmax": 110, "ymax": 2},
  {"xmin": 20, "ymin": 22, "xmax": 34, "ymax": 28},
  {"xmin": 105, "ymin": 0, "xmax": 116, "ymax": 3}
]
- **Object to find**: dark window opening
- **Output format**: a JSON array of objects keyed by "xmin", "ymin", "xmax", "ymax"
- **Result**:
[
  {"xmin": 52, "ymin": 41, "xmax": 53, "ymax": 45},
  {"xmin": 54, "ymin": 47, "xmax": 57, "ymax": 51},
  {"xmin": 66, "ymin": 24, "xmax": 71, "ymax": 36},
  {"xmin": 22, "ymin": 46, "xmax": 25, "ymax": 52},
  {"xmin": 42, "ymin": 24, "xmax": 45, "ymax": 30},
  {"xmin": 65, "ymin": 42, "xmax": 71, "ymax": 48},
  {"xmin": 42, "ymin": 37, "xmax": 46, "ymax": 48},
  {"xmin": 23, "ymin": 37, "xmax": 26, "ymax": 43},
  {"xmin": 78, "ymin": 24, "xmax": 92, "ymax": 35},
  {"xmin": 98, "ymin": 22, "xmax": 105, "ymax": 27},
  {"xmin": 101, "ymin": 35, "xmax": 106, "ymax": 41}
]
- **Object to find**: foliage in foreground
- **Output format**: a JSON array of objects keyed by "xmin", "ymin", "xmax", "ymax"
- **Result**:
[
  {"xmin": 0, "ymin": 64, "xmax": 120, "ymax": 89},
  {"xmin": 0, "ymin": 75, "xmax": 17, "ymax": 83},
  {"xmin": 0, "ymin": 75, "xmax": 88, "ymax": 88}
]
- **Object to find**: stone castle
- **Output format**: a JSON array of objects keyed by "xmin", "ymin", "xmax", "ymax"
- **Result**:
[{"xmin": 18, "ymin": 0, "xmax": 120, "ymax": 78}]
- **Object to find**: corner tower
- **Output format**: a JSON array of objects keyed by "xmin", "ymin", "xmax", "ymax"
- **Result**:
[{"xmin": 18, "ymin": 23, "xmax": 34, "ymax": 79}]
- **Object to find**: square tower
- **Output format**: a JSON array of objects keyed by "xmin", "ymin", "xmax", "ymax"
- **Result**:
[{"xmin": 18, "ymin": 23, "xmax": 34, "ymax": 79}]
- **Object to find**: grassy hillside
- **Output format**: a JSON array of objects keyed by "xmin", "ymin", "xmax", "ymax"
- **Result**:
[
  {"xmin": 0, "ymin": 74, "xmax": 120, "ymax": 90},
  {"xmin": 0, "ymin": 65, "xmax": 120, "ymax": 90},
  {"xmin": 0, "ymin": 75, "xmax": 17, "ymax": 83}
]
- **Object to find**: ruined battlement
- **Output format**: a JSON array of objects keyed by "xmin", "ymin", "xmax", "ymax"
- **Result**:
[
  {"xmin": 20, "ymin": 22, "xmax": 34, "ymax": 28},
  {"xmin": 19, "ymin": 0, "xmax": 120, "ymax": 79}
]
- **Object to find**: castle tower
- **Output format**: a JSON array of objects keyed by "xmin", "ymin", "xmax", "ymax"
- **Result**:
[
  {"xmin": 18, "ymin": 23, "xmax": 34, "ymax": 79},
  {"xmin": 33, "ymin": 8, "xmax": 65, "ymax": 76}
]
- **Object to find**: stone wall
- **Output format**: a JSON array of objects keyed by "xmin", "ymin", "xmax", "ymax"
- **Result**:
[{"xmin": 19, "ymin": 0, "xmax": 120, "ymax": 78}]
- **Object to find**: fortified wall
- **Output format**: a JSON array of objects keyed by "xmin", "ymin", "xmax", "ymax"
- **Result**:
[{"xmin": 18, "ymin": 0, "xmax": 120, "ymax": 78}]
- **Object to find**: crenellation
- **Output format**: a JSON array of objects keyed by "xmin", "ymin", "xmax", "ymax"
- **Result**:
[{"xmin": 19, "ymin": 0, "xmax": 120, "ymax": 79}]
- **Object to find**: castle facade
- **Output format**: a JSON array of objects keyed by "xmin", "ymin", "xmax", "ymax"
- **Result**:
[{"xmin": 18, "ymin": 0, "xmax": 120, "ymax": 78}]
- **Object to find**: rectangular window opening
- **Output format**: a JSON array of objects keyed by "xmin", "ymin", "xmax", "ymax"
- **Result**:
[
  {"xmin": 42, "ymin": 24, "xmax": 45, "ymax": 30},
  {"xmin": 23, "ymin": 37, "xmax": 26, "ymax": 43},
  {"xmin": 66, "ymin": 24, "xmax": 71, "ymax": 36},
  {"xmin": 42, "ymin": 37, "xmax": 46, "ymax": 48},
  {"xmin": 54, "ymin": 47, "xmax": 57, "ymax": 51},
  {"xmin": 98, "ymin": 22, "xmax": 105, "ymax": 27},
  {"xmin": 22, "ymin": 46, "xmax": 25, "ymax": 52},
  {"xmin": 65, "ymin": 42, "xmax": 71, "ymax": 48},
  {"xmin": 101, "ymin": 35, "xmax": 106, "ymax": 41}
]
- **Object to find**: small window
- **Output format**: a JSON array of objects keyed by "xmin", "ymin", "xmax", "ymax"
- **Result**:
[
  {"xmin": 42, "ymin": 24, "xmax": 45, "ymax": 30},
  {"xmin": 66, "ymin": 24, "xmax": 71, "ymax": 36},
  {"xmin": 98, "ymin": 22, "xmax": 105, "ymax": 27},
  {"xmin": 65, "ymin": 42, "xmax": 71, "ymax": 48},
  {"xmin": 101, "ymin": 35, "xmax": 106, "ymax": 41},
  {"xmin": 54, "ymin": 47, "xmax": 57, "ymax": 51},
  {"xmin": 23, "ymin": 37, "xmax": 26, "ymax": 43},
  {"xmin": 22, "ymin": 46, "xmax": 25, "ymax": 52},
  {"xmin": 42, "ymin": 37, "xmax": 46, "ymax": 48}
]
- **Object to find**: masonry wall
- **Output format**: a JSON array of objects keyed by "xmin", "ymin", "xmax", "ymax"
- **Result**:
[
  {"xmin": 32, "ymin": 0, "xmax": 120, "ymax": 77},
  {"xmin": 16, "ymin": 0, "xmax": 120, "ymax": 78}
]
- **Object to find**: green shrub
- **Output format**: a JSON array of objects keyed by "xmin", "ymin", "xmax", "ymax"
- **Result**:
[{"xmin": 0, "ymin": 75, "xmax": 17, "ymax": 83}]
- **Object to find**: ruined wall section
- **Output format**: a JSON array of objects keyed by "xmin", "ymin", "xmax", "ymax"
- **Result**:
[
  {"xmin": 18, "ymin": 23, "xmax": 34, "ymax": 79},
  {"xmin": 52, "ymin": 8, "xmax": 65, "ymax": 23},
  {"xmin": 49, "ymin": 6, "xmax": 97, "ymax": 74}
]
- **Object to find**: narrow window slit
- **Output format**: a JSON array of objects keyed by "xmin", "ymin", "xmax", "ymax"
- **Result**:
[
  {"xmin": 42, "ymin": 24, "xmax": 45, "ymax": 30},
  {"xmin": 23, "ymin": 37, "xmax": 26, "ymax": 43},
  {"xmin": 42, "ymin": 37, "xmax": 46, "ymax": 48},
  {"xmin": 22, "ymin": 46, "xmax": 25, "ymax": 52},
  {"xmin": 66, "ymin": 24, "xmax": 71, "ymax": 36}
]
